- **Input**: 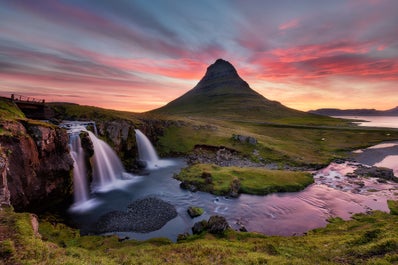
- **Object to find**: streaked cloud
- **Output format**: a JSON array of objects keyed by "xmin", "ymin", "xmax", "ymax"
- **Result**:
[{"xmin": 0, "ymin": 0, "xmax": 397, "ymax": 112}]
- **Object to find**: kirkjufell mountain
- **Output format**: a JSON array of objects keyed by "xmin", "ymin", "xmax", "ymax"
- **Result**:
[{"xmin": 150, "ymin": 59, "xmax": 322, "ymax": 121}]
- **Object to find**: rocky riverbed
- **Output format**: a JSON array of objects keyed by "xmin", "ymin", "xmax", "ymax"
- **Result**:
[{"xmin": 96, "ymin": 197, "xmax": 177, "ymax": 233}]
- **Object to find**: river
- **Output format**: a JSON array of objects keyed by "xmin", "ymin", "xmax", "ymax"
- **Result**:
[
  {"xmin": 70, "ymin": 116, "xmax": 398, "ymax": 241},
  {"xmin": 71, "ymin": 158, "xmax": 398, "ymax": 241}
]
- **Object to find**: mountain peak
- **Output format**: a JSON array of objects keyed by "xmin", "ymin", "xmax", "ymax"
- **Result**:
[
  {"xmin": 201, "ymin": 58, "xmax": 239, "ymax": 82},
  {"xmin": 150, "ymin": 58, "xmax": 311, "ymax": 121}
]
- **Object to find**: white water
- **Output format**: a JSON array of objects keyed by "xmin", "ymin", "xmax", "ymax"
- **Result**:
[
  {"xmin": 134, "ymin": 129, "xmax": 175, "ymax": 169},
  {"xmin": 88, "ymin": 131, "xmax": 126, "ymax": 191},
  {"xmin": 65, "ymin": 123, "xmax": 139, "ymax": 212},
  {"xmin": 69, "ymin": 133, "xmax": 89, "ymax": 204},
  {"xmin": 134, "ymin": 129, "xmax": 159, "ymax": 168}
]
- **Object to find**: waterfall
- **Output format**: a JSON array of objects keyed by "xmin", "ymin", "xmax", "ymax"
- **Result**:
[
  {"xmin": 135, "ymin": 129, "xmax": 160, "ymax": 169},
  {"xmin": 65, "ymin": 122, "xmax": 137, "ymax": 212},
  {"xmin": 87, "ymin": 131, "xmax": 126, "ymax": 191},
  {"xmin": 69, "ymin": 132, "xmax": 89, "ymax": 204}
]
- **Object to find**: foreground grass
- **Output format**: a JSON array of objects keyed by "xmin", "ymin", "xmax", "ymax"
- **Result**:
[
  {"xmin": 2, "ymin": 204, "xmax": 398, "ymax": 265},
  {"xmin": 175, "ymin": 164, "xmax": 313, "ymax": 196}
]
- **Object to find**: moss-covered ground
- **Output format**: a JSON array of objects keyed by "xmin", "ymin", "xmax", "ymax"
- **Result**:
[
  {"xmin": 2, "ymin": 99, "xmax": 398, "ymax": 264},
  {"xmin": 0, "ymin": 99, "xmax": 25, "ymax": 121},
  {"xmin": 175, "ymin": 164, "xmax": 314, "ymax": 196},
  {"xmin": 2, "ymin": 204, "xmax": 398, "ymax": 265},
  {"xmin": 156, "ymin": 118, "xmax": 398, "ymax": 166}
]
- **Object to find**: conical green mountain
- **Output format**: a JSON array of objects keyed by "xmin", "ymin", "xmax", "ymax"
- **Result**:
[{"xmin": 150, "ymin": 59, "xmax": 323, "ymax": 122}]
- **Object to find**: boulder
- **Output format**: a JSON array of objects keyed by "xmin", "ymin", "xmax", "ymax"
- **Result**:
[
  {"xmin": 192, "ymin": 220, "xmax": 208, "ymax": 235},
  {"xmin": 232, "ymin": 134, "xmax": 257, "ymax": 145},
  {"xmin": 354, "ymin": 165, "xmax": 397, "ymax": 182},
  {"xmin": 180, "ymin": 181, "xmax": 198, "ymax": 192},
  {"xmin": 187, "ymin": 206, "xmax": 204, "ymax": 218},
  {"xmin": 207, "ymin": 215, "xmax": 230, "ymax": 234}
]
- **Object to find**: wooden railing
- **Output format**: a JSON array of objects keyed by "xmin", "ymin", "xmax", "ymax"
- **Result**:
[{"xmin": 11, "ymin": 94, "xmax": 45, "ymax": 104}]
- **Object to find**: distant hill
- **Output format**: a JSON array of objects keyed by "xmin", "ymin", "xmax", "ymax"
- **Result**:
[
  {"xmin": 309, "ymin": 107, "xmax": 398, "ymax": 116},
  {"xmin": 150, "ymin": 59, "xmax": 335, "ymax": 124}
]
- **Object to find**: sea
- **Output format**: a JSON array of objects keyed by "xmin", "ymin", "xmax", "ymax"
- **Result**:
[{"xmin": 334, "ymin": 116, "xmax": 398, "ymax": 129}]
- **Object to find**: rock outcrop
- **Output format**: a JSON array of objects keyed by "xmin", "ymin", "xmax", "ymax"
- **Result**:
[
  {"xmin": 353, "ymin": 165, "xmax": 397, "ymax": 182},
  {"xmin": 0, "ymin": 154, "xmax": 10, "ymax": 208},
  {"xmin": 187, "ymin": 206, "xmax": 204, "ymax": 218},
  {"xmin": 191, "ymin": 215, "xmax": 230, "ymax": 235},
  {"xmin": 0, "ymin": 120, "xmax": 73, "ymax": 212}
]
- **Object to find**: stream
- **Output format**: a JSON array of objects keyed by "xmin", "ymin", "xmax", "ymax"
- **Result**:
[{"xmin": 70, "ymin": 142, "xmax": 398, "ymax": 241}]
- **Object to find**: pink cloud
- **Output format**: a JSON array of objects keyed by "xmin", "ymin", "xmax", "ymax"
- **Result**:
[{"xmin": 279, "ymin": 19, "xmax": 300, "ymax": 30}]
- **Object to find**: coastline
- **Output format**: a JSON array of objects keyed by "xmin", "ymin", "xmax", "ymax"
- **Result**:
[{"xmin": 352, "ymin": 141, "xmax": 398, "ymax": 175}]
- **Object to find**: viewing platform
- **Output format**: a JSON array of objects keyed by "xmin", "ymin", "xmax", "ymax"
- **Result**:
[{"xmin": 5, "ymin": 94, "xmax": 53, "ymax": 120}]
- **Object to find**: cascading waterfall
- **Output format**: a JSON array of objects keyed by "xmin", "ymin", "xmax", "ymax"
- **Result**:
[
  {"xmin": 135, "ymin": 129, "xmax": 160, "ymax": 169},
  {"xmin": 65, "ymin": 122, "xmax": 137, "ymax": 212},
  {"xmin": 87, "ymin": 130, "xmax": 125, "ymax": 191},
  {"xmin": 69, "ymin": 131, "xmax": 89, "ymax": 204}
]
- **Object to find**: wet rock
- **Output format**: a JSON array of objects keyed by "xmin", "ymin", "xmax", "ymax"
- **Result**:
[
  {"xmin": 135, "ymin": 160, "xmax": 148, "ymax": 169},
  {"xmin": 180, "ymin": 181, "xmax": 198, "ymax": 192},
  {"xmin": 333, "ymin": 159, "xmax": 346, "ymax": 164},
  {"xmin": 207, "ymin": 215, "xmax": 230, "ymax": 234},
  {"xmin": 80, "ymin": 131, "xmax": 94, "ymax": 157},
  {"xmin": 96, "ymin": 197, "xmax": 177, "ymax": 233},
  {"xmin": 345, "ymin": 173, "xmax": 357, "ymax": 178},
  {"xmin": 192, "ymin": 220, "xmax": 208, "ymax": 235},
  {"xmin": 187, "ymin": 206, "xmax": 204, "ymax": 218},
  {"xmin": 354, "ymin": 165, "xmax": 397, "ymax": 182}
]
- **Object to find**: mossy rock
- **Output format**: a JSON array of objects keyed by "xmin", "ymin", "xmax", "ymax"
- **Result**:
[{"xmin": 187, "ymin": 206, "xmax": 204, "ymax": 218}]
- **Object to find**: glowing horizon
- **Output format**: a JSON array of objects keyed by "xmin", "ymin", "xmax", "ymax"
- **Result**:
[{"xmin": 1, "ymin": 0, "xmax": 397, "ymax": 113}]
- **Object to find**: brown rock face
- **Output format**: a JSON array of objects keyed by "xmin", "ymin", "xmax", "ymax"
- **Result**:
[
  {"xmin": 0, "ymin": 155, "xmax": 10, "ymax": 207},
  {"xmin": 0, "ymin": 120, "xmax": 73, "ymax": 212}
]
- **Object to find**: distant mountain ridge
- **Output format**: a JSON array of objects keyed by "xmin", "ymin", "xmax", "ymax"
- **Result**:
[
  {"xmin": 309, "ymin": 107, "xmax": 398, "ymax": 116},
  {"xmin": 150, "ymin": 59, "xmax": 330, "ymax": 123}
]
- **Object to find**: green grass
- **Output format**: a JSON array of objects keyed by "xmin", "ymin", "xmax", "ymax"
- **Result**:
[
  {"xmin": 175, "ymin": 164, "xmax": 314, "ymax": 196},
  {"xmin": 0, "ymin": 99, "xmax": 25, "ymax": 120},
  {"xmin": 35, "ymin": 101, "xmax": 398, "ymax": 168},
  {"xmin": 3, "ymin": 203, "xmax": 398, "ymax": 264},
  {"xmin": 157, "ymin": 118, "xmax": 398, "ymax": 166},
  {"xmin": 48, "ymin": 102, "xmax": 142, "ymax": 123},
  {"xmin": 387, "ymin": 200, "xmax": 398, "ymax": 215}
]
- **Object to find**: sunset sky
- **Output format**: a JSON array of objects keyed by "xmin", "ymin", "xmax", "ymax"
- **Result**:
[{"xmin": 1, "ymin": 0, "xmax": 397, "ymax": 112}]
